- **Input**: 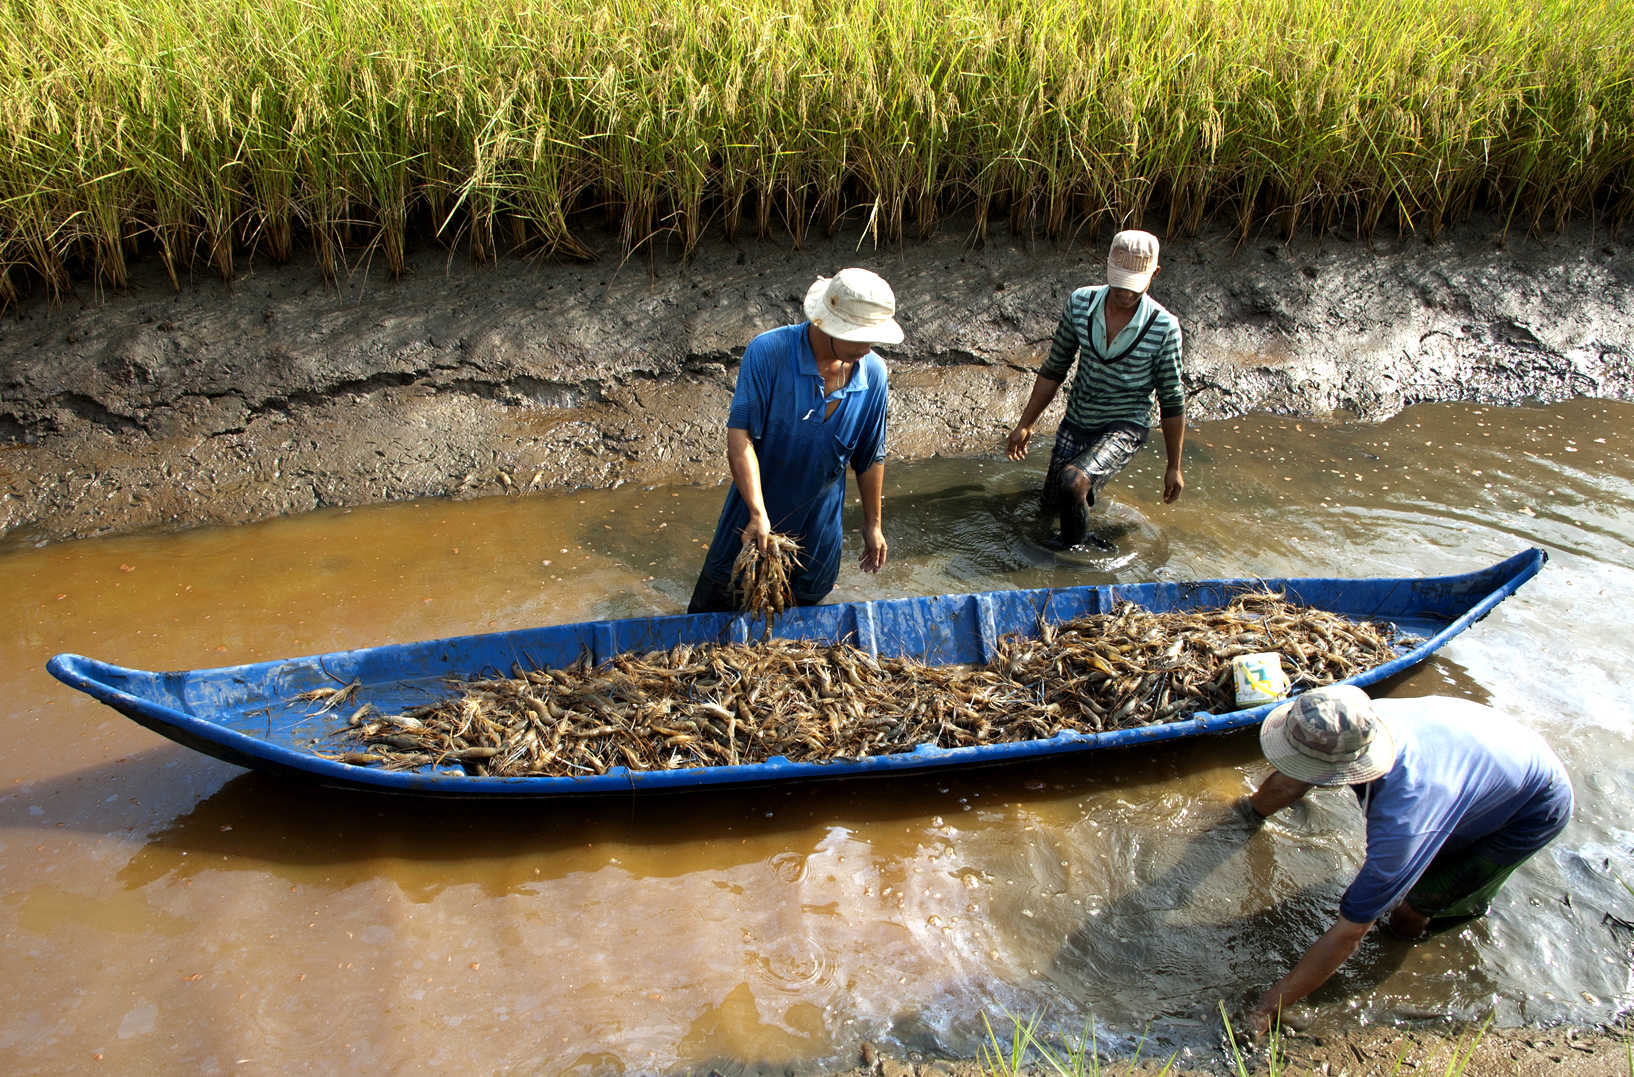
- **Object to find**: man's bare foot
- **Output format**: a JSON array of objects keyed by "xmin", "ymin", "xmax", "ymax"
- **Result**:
[{"xmin": 1387, "ymin": 902, "xmax": 1431, "ymax": 939}]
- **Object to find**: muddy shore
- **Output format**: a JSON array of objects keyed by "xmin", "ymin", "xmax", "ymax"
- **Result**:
[
  {"xmin": 2, "ymin": 213, "xmax": 1631, "ymax": 543},
  {"xmin": 3, "ymin": 221, "xmax": 1632, "ymax": 1072},
  {"xmin": 831, "ymin": 1021, "xmax": 1634, "ymax": 1077}
]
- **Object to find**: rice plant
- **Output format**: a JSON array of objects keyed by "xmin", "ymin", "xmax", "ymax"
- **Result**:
[
  {"xmin": 1220, "ymin": 1001, "xmax": 1291, "ymax": 1077},
  {"xmin": 978, "ymin": 1009, "xmax": 1176, "ymax": 1077},
  {"xmin": 1, "ymin": 0, "xmax": 1630, "ymax": 300},
  {"xmin": 979, "ymin": 1009, "xmax": 1043, "ymax": 1077}
]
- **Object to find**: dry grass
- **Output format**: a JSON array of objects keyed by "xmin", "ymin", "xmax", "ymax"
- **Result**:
[{"xmin": 3, "ymin": 0, "xmax": 1631, "ymax": 300}]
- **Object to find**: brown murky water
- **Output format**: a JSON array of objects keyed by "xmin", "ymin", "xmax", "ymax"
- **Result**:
[{"xmin": 3, "ymin": 398, "xmax": 1632, "ymax": 1075}]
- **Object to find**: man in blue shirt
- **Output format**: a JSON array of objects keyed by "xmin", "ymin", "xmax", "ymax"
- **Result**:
[
  {"xmin": 1241, "ymin": 685, "xmax": 1573, "ymax": 1034},
  {"xmin": 686, "ymin": 268, "xmax": 898, "ymax": 614}
]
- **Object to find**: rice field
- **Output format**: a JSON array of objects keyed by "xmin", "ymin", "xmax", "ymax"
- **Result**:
[{"xmin": 1, "ymin": 0, "xmax": 1631, "ymax": 298}]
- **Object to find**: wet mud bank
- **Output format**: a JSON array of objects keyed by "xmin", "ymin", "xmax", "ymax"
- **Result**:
[
  {"xmin": 823, "ymin": 1022, "xmax": 1634, "ymax": 1077},
  {"xmin": 2, "ymin": 214, "xmax": 1631, "ymax": 542}
]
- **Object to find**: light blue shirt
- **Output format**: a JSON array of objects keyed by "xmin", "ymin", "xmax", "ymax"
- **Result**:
[{"xmin": 1338, "ymin": 697, "xmax": 1573, "ymax": 923}]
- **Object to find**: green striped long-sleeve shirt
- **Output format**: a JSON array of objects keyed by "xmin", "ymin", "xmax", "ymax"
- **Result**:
[{"xmin": 1038, "ymin": 286, "xmax": 1185, "ymax": 430}]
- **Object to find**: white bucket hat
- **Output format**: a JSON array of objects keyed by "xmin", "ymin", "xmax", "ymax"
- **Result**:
[
  {"xmin": 1259, "ymin": 684, "xmax": 1397, "ymax": 786},
  {"xmin": 803, "ymin": 268, "xmax": 904, "ymax": 345},
  {"xmin": 1107, "ymin": 230, "xmax": 1160, "ymax": 293}
]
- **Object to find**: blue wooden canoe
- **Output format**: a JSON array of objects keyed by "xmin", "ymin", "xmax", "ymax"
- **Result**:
[{"xmin": 47, "ymin": 547, "xmax": 1545, "ymax": 797}]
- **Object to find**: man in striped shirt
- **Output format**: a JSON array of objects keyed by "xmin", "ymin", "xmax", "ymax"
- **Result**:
[{"xmin": 1006, "ymin": 230, "xmax": 1186, "ymax": 548}]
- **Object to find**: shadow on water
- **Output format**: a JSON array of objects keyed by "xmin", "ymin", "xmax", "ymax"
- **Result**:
[
  {"xmin": 1048, "ymin": 763, "xmax": 1497, "ymax": 1035},
  {"xmin": 86, "ymin": 738, "xmax": 1261, "ymax": 894},
  {"xmin": 1050, "ymin": 804, "xmax": 1403, "ymax": 1020}
]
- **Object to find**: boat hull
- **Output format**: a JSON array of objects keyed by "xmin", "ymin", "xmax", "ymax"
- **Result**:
[{"xmin": 47, "ymin": 548, "xmax": 1546, "ymax": 797}]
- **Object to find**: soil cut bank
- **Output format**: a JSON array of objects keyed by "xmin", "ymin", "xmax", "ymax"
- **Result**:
[{"xmin": 2, "ymin": 214, "xmax": 1631, "ymax": 542}]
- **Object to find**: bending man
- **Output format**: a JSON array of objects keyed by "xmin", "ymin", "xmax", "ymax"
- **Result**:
[
  {"xmin": 1006, "ymin": 229, "xmax": 1185, "ymax": 548},
  {"xmin": 687, "ymin": 268, "xmax": 897, "ymax": 613},
  {"xmin": 1243, "ymin": 685, "xmax": 1573, "ymax": 1033}
]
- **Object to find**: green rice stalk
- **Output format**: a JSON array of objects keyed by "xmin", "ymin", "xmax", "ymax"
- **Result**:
[
  {"xmin": 1, "ymin": 0, "xmax": 1629, "ymax": 295},
  {"xmin": 978, "ymin": 1008, "xmax": 1042, "ymax": 1077}
]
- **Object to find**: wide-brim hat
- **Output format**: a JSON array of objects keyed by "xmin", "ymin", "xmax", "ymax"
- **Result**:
[
  {"xmin": 1260, "ymin": 684, "xmax": 1397, "ymax": 786},
  {"xmin": 804, "ymin": 268, "xmax": 904, "ymax": 345},
  {"xmin": 1107, "ymin": 229, "xmax": 1160, "ymax": 292}
]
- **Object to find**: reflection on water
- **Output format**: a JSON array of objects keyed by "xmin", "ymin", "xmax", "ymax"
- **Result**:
[{"xmin": 2, "ymin": 398, "xmax": 1633, "ymax": 1074}]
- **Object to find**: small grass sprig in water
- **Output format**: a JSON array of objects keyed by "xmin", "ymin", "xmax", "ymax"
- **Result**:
[
  {"xmin": 979, "ymin": 1009, "xmax": 1175, "ymax": 1077},
  {"xmin": 1429, "ymin": 1015, "xmax": 1493, "ymax": 1077},
  {"xmin": 1220, "ymin": 1001, "xmax": 1289, "ymax": 1077},
  {"xmin": 979, "ymin": 1009, "xmax": 1042, "ymax": 1077}
]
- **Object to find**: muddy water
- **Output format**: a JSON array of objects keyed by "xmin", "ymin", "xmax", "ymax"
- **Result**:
[{"xmin": 2, "ymin": 398, "xmax": 1631, "ymax": 1075}]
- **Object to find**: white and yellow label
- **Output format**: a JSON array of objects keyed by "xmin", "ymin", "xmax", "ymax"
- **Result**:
[{"xmin": 1233, "ymin": 652, "xmax": 1291, "ymax": 706}]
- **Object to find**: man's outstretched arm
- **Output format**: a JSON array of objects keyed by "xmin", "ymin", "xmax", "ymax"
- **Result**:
[
  {"xmin": 1009, "ymin": 306, "xmax": 1080, "ymax": 460},
  {"xmin": 856, "ymin": 461, "xmax": 887, "ymax": 572},
  {"xmin": 726, "ymin": 428, "xmax": 771, "ymax": 552},
  {"xmin": 1248, "ymin": 916, "xmax": 1372, "ymax": 1034},
  {"xmin": 1248, "ymin": 771, "xmax": 1314, "ymax": 817},
  {"xmin": 1006, "ymin": 375, "xmax": 1064, "ymax": 461},
  {"xmin": 1159, "ymin": 413, "xmax": 1185, "ymax": 502}
]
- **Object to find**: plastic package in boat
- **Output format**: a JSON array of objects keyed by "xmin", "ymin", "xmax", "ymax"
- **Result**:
[{"xmin": 1233, "ymin": 652, "xmax": 1290, "ymax": 706}]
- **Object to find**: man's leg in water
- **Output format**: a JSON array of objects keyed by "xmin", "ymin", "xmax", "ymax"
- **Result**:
[
  {"xmin": 1058, "ymin": 468, "xmax": 1093, "ymax": 547},
  {"xmin": 686, "ymin": 568, "xmax": 736, "ymax": 614},
  {"xmin": 1058, "ymin": 429, "xmax": 1147, "ymax": 547},
  {"xmin": 1041, "ymin": 423, "xmax": 1094, "ymax": 544}
]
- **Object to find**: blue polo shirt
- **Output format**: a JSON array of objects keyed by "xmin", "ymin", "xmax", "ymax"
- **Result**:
[
  {"xmin": 702, "ymin": 322, "xmax": 889, "ymax": 601},
  {"xmin": 1338, "ymin": 697, "xmax": 1573, "ymax": 924}
]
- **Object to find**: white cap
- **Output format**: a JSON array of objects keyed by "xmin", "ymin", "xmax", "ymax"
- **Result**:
[
  {"xmin": 1107, "ymin": 230, "xmax": 1160, "ymax": 292},
  {"xmin": 803, "ymin": 268, "xmax": 904, "ymax": 344}
]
